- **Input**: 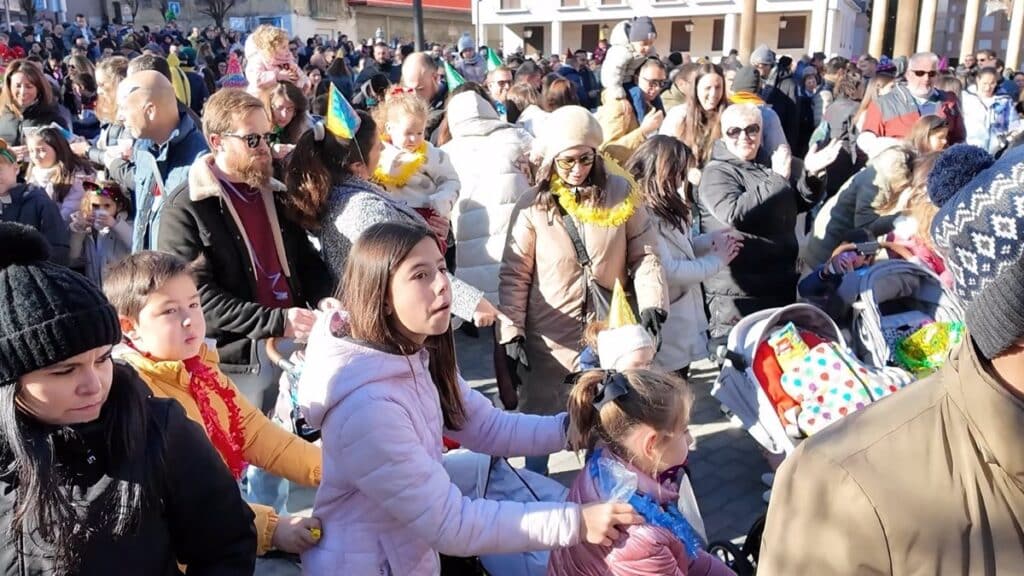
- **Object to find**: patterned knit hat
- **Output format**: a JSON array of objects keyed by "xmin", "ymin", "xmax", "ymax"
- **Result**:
[
  {"xmin": 219, "ymin": 53, "xmax": 248, "ymax": 89},
  {"xmin": 931, "ymin": 144, "xmax": 1024, "ymax": 358},
  {"xmin": 0, "ymin": 223, "xmax": 121, "ymax": 384}
]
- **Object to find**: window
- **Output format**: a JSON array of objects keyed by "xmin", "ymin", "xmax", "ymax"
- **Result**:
[
  {"xmin": 601, "ymin": 0, "xmax": 626, "ymax": 5},
  {"xmin": 777, "ymin": 15, "xmax": 807, "ymax": 50},
  {"xmin": 581, "ymin": 24, "xmax": 600, "ymax": 51},
  {"xmin": 711, "ymin": 18, "xmax": 724, "ymax": 52},
  {"xmin": 981, "ymin": 15, "xmax": 995, "ymax": 32},
  {"xmin": 500, "ymin": 0, "xmax": 523, "ymax": 9},
  {"xmin": 670, "ymin": 20, "xmax": 691, "ymax": 52},
  {"xmin": 561, "ymin": 0, "xmax": 582, "ymax": 6}
]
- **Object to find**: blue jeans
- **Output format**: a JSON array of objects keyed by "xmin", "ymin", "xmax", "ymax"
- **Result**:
[{"xmin": 244, "ymin": 466, "xmax": 290, "ymax": 514}]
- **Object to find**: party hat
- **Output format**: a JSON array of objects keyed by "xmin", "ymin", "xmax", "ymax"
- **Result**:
[
  {"xmin": 219, "ymin": 53, "xmax": 248, "ymax": 89},
  {"xmin": 606, "ymin": 279, "xmax": 638, "ymax": 329},
  {"xmin": 326, "ymin": 82, "xmax": 361, "ymax": 140},
  {"xmin": 486, "ymin": 47, "xmax": 503, "ymax": 72},
  {"xmin": 443, "ymin": 60, "xmax": 466, "ymax": 89}
]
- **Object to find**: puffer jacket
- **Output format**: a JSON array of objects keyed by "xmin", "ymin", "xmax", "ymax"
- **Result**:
[
  {"xmin": 696, "ymin": 140, "xmax": 823, "ymax": 339},
  {"xmin": 802, "ymin": 145, "xmax": 912, "ymax": 267},
  {"xmin": 653, "ymin": 216, "xmax": 725, "ymax": 372},
  {"xmin": 548, "ymin": 451, "xmax": 735, "ymax": 576},
  {"xmin": 375, "ymin": 140, "xmax": 460, "ymax": 217},
  {"xmin": 499, "ymin": 171, "xmax": 667, "ymax": 415},
  {"xmin": 118, "ymin": 343, "xmax": 322, "ymax": 556},
  {"xmin": 442, "ymin": 91, "xmax": 534, "ymax": 303},
  {"xmin": 297, "ymin": 311, "xmax": 579, "ymax": 575}
]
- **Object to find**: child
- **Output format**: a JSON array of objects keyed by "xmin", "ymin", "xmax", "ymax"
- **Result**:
[
  {"xmin": 103, "ymin": 251, "xmax": 324, "ymax": 558},
  {"xmin": 244, "ymin": 24, "xmax": 308, "ymax": 97},
  {"xmin": 297, "ymin": 221, "xmax": 639, "ymax": 575},
  {"xmin": 600, "ymin": 17, "xmax": 658, "ymax": 102},
  {"xmin": 579, "ymin": 281, "xmax": 656, "ymax": 371},
  {"xmin": 372, "ymin": 92, "xmax": 461, "ymax": 251},
  {"xmin": 69, "ymin": 180, "xmax": 132, "ymax": 284},
  {"xmin": 24, "ymin": 125, "xmax": 94, "ymax": 223},
  {"xmin": 0, "ymin": 137, "xmax": 69, "ymax": 264},
  {"xmin": 549, "ymin": 369, "xmax": 735, "ymax": 576}
]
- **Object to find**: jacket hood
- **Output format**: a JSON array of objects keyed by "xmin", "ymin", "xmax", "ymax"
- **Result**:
[
  {"xmin": 447, "ymin": 91, "xmax": 508, "ymax": 138},
  {"xmin": 298, "ymin": 310, "xmax": 428, "ymax": 429}
]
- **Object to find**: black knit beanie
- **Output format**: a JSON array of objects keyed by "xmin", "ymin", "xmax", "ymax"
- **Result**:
[{"xmin": 0, "ymin": 222, "xmax": 121, "ymax": 384}]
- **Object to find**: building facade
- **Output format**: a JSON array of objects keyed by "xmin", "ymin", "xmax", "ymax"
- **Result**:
[{"xmin": 475, "ymin": 0, "xmax": 867, "ymax": 62}]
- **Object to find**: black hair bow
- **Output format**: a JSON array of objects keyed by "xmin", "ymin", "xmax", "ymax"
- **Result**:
[{"xmin": 593, "ymin": 370, "xmax": 630, "ymax": 411}]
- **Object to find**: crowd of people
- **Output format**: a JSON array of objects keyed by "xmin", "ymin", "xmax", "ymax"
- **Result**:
[{"xmin": 0, "ymin": 12, "xmax": 1023, "ymax": 576}]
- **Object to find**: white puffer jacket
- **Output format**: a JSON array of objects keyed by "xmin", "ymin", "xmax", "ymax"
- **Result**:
[{"xmin": 442, "ymin": 92, "xmax": 534, "ymax": 303}]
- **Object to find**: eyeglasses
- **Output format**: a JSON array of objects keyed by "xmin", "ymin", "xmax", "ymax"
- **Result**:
[
  {"xmin": 490, "ymin": 79, "xmax": 513, "ymax": 88},
  {"xmin": 555, "ymin": 152, "xmax": 596, "ymax": 171},
  {"xmin": 223, "ymin": 132, "xmax": 275, "ymax": 149},
  {"xmin": 725, "ymin": 124, "xmax": 761, "ymax": 139},
  {"xmin": 640, "ymin": 77, "xmax": 667, "ymax": 88},
  {"xmin": 910, "ymin": 70, "xmax": 938, "ymax": 78}
]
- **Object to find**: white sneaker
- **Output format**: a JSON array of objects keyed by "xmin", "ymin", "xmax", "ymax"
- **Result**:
[
  {"xmin": 762, "ymin": 489, "xmax": 772, "ymax": 504},
  {"xmin": 761, "ymin": 472, "xmax": 775, "ymax": 487}
]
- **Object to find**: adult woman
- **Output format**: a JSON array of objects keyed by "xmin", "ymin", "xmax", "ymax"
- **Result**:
[
  {"xmin": 853, "ymin": 72, "xmax": 894, "ymax": 133},
  {"xmin": 626, "ymin": 136, "xmax": 739, "ymax": 378},
  {"xmin": 71, "ymin": 56, "xmax": 132, "ymax": 185},
  {"xmin": 0, "ymin": 222, "xmax": 256, "ymax": 574},
  {"xmin": 820, "ymin": 73, "xmax": 866, "ymax": 199},
  {"xmin": 321, "ymin": 56, "xmax": 354, "ymax": 101},
  {"xmin": 907, "ymin": 114, "xmax": 951, "ymax": 154},
  {"xmin": 661, "ymin": 63, "xmax": 727, "ymax": 187},
  {"xmin": 441, "ymin": 90, "xmax": 534, "ymax": 305},
  {"xmin": 697, "ymin": 104, "xmax": 840, "ymax": 343},
  {"xmin": 498, "ymin": 106, "xmax": 667, "ymax": 474},
  {"xmin": 962, "ymin": 67, "xmax": 1020, "ymax": 154},
  {"xmin": 803, "ymin": 145, "xmax": 915, "ymax": 268},
  {"xmin": 264, "ymin": 81, "xmax": 312, "ymax": 180},
  {"xmin": 540, "ymin": 74, "xmax": 579, "ymax": 112},
  {"xmin": 0, "ymin": 59, "xmax": 68, "ymax": 149},
  {"xmin": 304, "ymin": 64, "xmax": 323, "ymax": 101},
  {"xmin": 283, "ymin": 109, "xmax": 504, "ymax": 327}
]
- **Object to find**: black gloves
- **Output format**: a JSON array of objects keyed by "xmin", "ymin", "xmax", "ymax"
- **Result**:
[
  {"xmin": 504, "ymin": 337, "xmax": 530, "ymax": 374},
  {"xmin": 640, "ymin": 308, "xmax": 668, "ymax": 351}
]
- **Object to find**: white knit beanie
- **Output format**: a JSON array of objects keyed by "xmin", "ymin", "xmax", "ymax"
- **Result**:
[
  {"xmin": 540, "ymin": 105, "xmax": 603, "ymax": 167},
  {"xmin": 598, "ymin": 325, "xmax": 654, "ymax": 370}
]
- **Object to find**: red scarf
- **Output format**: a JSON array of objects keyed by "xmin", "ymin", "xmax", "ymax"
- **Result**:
[{"xmin": 183, "ymin": 356, "xmax": 248, "ymax": 479}]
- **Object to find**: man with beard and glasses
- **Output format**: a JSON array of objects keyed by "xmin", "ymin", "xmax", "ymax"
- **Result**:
[{"xmin": 157, "ymin": 88, "xmax": 332, "ymax": 513}]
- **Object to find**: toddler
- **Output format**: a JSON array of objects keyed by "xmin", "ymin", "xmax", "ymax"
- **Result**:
[
  {"xmin": 244, "ymin": 24, "xmax": 308, "ymax": 97},
  {"xmin": 68, "ymin": 180, "xmax": 132, "ymax": 284},
  {"xmin": 579, "ymin": 281, "xmax": 656, "ymax": 371},
  {"xmin": 549, "ymin": 369, "xmax": 734, "ymax": 576},
  {"xmin": 372, "ymin": 91, "xmax": 461, "ymax": 250},
  {"xmin": 600, "ymin": 17, "xmax": 658, "ymax": 102},
  {"xmin": 25, "ymin": 125, "xmax": 95, "ymax": 222},
  {"xmin": 104, "ymin": 251, "xmax": 323, "ymax": 558}
]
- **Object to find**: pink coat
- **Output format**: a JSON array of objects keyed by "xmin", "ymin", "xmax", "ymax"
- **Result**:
[
  {"xmin": 243, "ymin": 36, "xmax": 308, "ymax": 96},
  {"xmin": 298, "ymin": 311, "xmax": 580, "ymax": 575},
  {"xmin": 548, "ymin": 454, "xmax": 735, "ymax": 576}
]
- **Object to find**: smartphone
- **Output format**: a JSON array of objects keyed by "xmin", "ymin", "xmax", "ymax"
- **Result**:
[{"xmin": 855, "ymin": 241, "xmax": 880, "ymax": 257}]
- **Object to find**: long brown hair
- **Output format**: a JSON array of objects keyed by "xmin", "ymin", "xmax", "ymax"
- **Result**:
[
  {"xmin": 26, "ymin": 127, "xmax": 94, "ymax": 205},
  {"xmin": 853, "ymin": 72, "xmax": 894, "ymax": 128},
  {"xmin": 904, "ymin": 151, "xmax": 941, "ymax": 249},
  {"xmin": 1, "ymin": 59, "xmax": 55, "ymax": 116},
  {"xmin": 283, "ymin": 110, "xmax": 377, "ymax": 231},
  {"xmin": 906, "ymin": 114, "xmax": 949, "ymax": 154},
  {"xmin": 339, "ymin": 222, "xmax": 466, "ymax": 430},
  {"xmin": 567, "ymin": 369, "xmax": 692, "ymax": 465},
  {"xmin": 626, "ymin": 135, "xmax": 693, "ymax": 231},
  {"xmin": 264, "ymin": 81, "xmax": 310, "ymax": 144},
  {"xmin": 679, "ymin": 63, "xmax": 726, "ymax": 166},
  {"xmin": 534, "ymin": 153, "xmax": 608, "ymax": 212}
]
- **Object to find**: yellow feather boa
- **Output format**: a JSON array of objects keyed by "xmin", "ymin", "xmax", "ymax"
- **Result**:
[
  {"xmin": 372, "ymin": 141, "xmax": 428, "ymax": 188},
  {"xmin": 550, "ymin": 154, "xmax": 641, "ymax": 228}
]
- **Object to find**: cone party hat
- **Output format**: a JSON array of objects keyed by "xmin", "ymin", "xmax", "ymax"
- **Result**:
[
  {"xmin": 607, "ymin": 279, "xmax": 638, "ymax": 329},
  {"xmin": 443, "ymin": 60, "xmax": 466, "ymax": 89},
  {"xmin": 486, "ymin": 47, "xmax": 503, "ymax": 72}
]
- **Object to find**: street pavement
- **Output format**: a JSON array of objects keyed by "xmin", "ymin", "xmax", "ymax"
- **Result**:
[{"xmin": 259, "ymin": 330, "xmax": 769, "ymax": 574}]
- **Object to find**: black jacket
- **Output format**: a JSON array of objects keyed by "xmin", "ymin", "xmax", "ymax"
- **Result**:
[
  {"xmin": 156, "ymin": 158, "xmax": 332, "ymax": 375},
  {"xmin": 696, "ymin": 140, "xmax": 823, "ymax": 338},
  {"xmin": 0, "ymin": 364, "xmax": 257, "ymax": 575},
  {"xmin": 0, "ymin": 102, "xmax": 68, "ymax": 145},
  {"xmin": 0, "ymin": 184, "xmax": 69, "ymax": 265},
  {"xmin": 763, "ymin": 72, "xmax": 801, "ymax": 156}
]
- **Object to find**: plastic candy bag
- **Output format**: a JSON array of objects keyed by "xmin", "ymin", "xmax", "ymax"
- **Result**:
[{"xmin": 894, "ymin": 321, "xmax": 965, "ymax": 375}]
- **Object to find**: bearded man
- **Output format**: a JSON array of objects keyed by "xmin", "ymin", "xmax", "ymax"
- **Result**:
[{"xmin": 157, "ymin": 87, "xmax": 332, "ymax": 449}]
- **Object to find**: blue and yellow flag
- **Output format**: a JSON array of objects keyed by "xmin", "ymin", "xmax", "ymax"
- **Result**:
[{"xmin": 326, "ymin": 83, "xmax": 361, "ymax": 140}]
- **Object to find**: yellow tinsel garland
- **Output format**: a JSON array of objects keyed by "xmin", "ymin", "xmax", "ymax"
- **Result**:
[
  {"xmin": 550, "ymin": 154, "xmax": 641, "ymax": 228},
  {"xmin": 372, "ymin": 141, "xmax": 428, "ymax": 188}
]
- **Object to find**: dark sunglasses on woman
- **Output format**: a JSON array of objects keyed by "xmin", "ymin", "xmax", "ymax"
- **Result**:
[{"xmin": 725, "ymin": 124, "xmax": 761, "ymax": 139}]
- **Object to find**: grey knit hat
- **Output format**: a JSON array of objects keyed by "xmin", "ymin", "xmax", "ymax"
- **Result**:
[
  {"xmin": 931, "ymin": 144, "xmax": 1024, "ymax": 359},
  {"xmin": 0, "ymin": 222, "xmax": 121, "ymax": 384},
  {"xmin": 627, "ymin": 17, "xmax": 657, "ymax": 42},
  {"xmin": 750, "ymin": 44, "xmax": 776, "ymax": 66}
]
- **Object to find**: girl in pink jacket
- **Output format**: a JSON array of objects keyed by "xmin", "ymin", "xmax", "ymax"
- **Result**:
[
  {"xmin": 243, "ymin": 24, "xmax": 308, "ymax": 97},
  {"xmin": 548, "ymin": 370, "xmax": 736, "ymax": 576},
  {"xmin": 297, "ymin": 221, "xmax": 642, "ymax": 575}
]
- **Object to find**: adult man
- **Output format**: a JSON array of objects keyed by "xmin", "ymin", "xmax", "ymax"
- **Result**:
[
  {"xmin": 401, "ymin": 53, "xmax": 446, "ymax": 138},
  {"xmin": 760, "ymin": 143, "xmax": 1024, "ymax": 574},
  {"xmin": 857, "ymin": 52, "xmax": 965, "ymax": 157},
  {"xmin": 157, "ymin": 89, "xmax": 331, "ymax": 516},
  {"xmin": 357, "ymin": 42, "xmax": 398, "ymax": 85},
  {"xmin": 976, "ymin": 49, "xmax": 1020, "ymax": 101},
  {"xmin": 957, "ymin": 52, "xmax": 978, "ymax": 77},
  {"xmin": 857, "ymin": 55, "xmax": 878, "ymax": 80},
  {"xmin": 64, "ymin": 13, "xmax": 92, "ymax": 51},
  {"xmin": 116, "ymin": 69, "xmax": 208, "ymax": 251},
  {"xmin": 596, "ymin": 58, "xmax": 665, "ymax": 164},
  {"xmin": 751, "ymin": 45, "xmax": 800, "ymax": 153},
  {"xmin": 557, "ymin": 49, "xmax": 600, "ymax": 109},
  {"xmin": 486, "ymin": 65, "xmax": 514, "ymax": 109},
  {"xmin": 814, "ymin": 56, "xmax": 848, "ymax": 126},
  {"xmin": 455, "ymin": 32, "xmax": 486, "ymax": 83},
  {"xmin": 514, "ymin": 60, "xmax": 543, "ymax": 91}
]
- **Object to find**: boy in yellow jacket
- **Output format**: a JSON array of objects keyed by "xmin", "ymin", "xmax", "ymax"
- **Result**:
[{"xmin": 105, "ymin": 251, "xmax": 322, "ymax": 556}]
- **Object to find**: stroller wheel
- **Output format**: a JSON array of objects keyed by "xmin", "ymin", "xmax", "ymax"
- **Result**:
[{"xmin": 707, "ymin": 541, "xmax": 755, "ymax": 576}]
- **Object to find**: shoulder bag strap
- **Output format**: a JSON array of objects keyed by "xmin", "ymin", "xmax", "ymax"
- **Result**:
[{"xmin": 555, "ymin": 202, "xmax": 592, "ymax": 268}]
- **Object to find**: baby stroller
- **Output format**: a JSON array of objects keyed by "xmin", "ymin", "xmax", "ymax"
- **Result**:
[{"xmin": 848, "ymin": 260, "xmax": 965, "ymax": 369}]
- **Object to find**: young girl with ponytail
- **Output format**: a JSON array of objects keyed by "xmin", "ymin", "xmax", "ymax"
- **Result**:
[{"xmin": 549, "ymin": 369, "xmax": 735, "ymax": 576}]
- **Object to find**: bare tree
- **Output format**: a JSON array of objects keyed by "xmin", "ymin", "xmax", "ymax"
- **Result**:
[
  {"xmin": 17, "ymin": 0, "xmax": 36, "ymax": 25},
  {"xmin": 199, "ymin": 0, "xmax": 238, "ymax": 30}
]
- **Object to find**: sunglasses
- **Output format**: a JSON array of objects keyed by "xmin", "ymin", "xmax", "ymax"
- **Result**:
[
  {"xmin": 910, "ymin": 70, "xmax": 938, "ymax": 78},
  {"xmin": 725, "ymin": 124, "xmax": 761, "ymax": 139},
  {"xmin": 640, "ymin": 77, "xmax": 667, "ymax": 89},
  {"xmin": 223, "ymin": 132, "xmax": 275, "ymax": 149},
  {"xmin": 555, "ymin": 152, "xmax": 596, "ymax": 171}
]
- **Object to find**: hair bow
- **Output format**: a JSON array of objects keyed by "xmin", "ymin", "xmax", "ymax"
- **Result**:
[
  {"xmin": 389, "ymin": 86, "xmax": 416, "ymax": 97},
  {"xmin": 593, "ymin": 370, "xmax": 630, "ymax": 411}
]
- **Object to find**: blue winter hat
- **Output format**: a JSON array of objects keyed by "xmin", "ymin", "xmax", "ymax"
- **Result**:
[
  {"xmin": 931, "ymin": 143, "xmax": 1024, "ymax": 358},
  {"xmin": 457, "ymin": 33, "xmax": 475, "ymax": 53},
  {"xmin": 927, "ymin": 144, "xmax": 995, "ymax": 208}
]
